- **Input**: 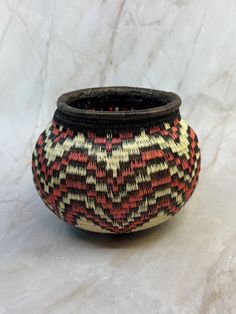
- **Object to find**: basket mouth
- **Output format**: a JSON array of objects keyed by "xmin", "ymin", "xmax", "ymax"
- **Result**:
[{"xmin": 57, "ymin": 86, "xmax": 181, "ymax": 122}]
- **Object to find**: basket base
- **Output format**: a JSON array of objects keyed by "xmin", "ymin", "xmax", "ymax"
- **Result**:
[{"xmin": 73, "ymin": 211, "xmax": 172, "ymax": 234}]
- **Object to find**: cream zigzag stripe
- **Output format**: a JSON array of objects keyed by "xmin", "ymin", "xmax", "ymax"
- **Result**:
[
  {"xmin": 34, "ymin": 154, "xmax": 199, "ymax": 206},
  {"xmin": 34, "ymin": 154, "xmax": 199, "ymax": 211},
  {"xmin": 34, "ymin": 154, "xmax": 198, "ymax": 199},
  {"xmin": 58, "ymin": 187, "xmax": 176, "ymax": 229},
  {"xmin": 34, "ymin": 161, "xmax": 169, "ymax": 196},
  {"xmin": 60, "ymin": 187, "xmax": 172, "ymax": 209},
  {"xmin": 41, "ymin": 119, "xmax": 192, "ymax": 166}
]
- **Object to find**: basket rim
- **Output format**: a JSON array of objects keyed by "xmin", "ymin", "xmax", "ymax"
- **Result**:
[{"xmin": 57, "ymin": 86, "xmax": 181, "ymax": 121}]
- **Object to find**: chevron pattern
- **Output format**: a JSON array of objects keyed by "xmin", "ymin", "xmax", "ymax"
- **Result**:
[{"xmin": 32, "ymin": 115, "xmax": 200, "ymax": 233}]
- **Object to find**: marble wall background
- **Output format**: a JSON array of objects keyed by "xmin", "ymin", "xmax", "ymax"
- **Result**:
[{"xmin": 0, "ymin": 0, "xmax": 236, "ymax": 313}]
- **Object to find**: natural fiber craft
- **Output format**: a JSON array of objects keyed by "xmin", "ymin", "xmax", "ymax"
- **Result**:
[{"xmin": 32, "ymin": 87, "xmax": 200, "ymax": 233}]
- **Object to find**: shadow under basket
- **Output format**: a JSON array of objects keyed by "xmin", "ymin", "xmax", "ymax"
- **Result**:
[{"xmin": 32, "ymin": 86, "xmax": 201, "ymax": 234}]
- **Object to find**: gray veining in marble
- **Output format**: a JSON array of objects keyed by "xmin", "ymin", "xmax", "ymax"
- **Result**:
[{"xmin": 0, "ymin": 0, "xmax": 236, "ymax": 313}]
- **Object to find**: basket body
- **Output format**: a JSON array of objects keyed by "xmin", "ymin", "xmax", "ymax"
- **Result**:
[{"xmin": 32, "ymin": 87, "xmax": 200, "ymax": 233}]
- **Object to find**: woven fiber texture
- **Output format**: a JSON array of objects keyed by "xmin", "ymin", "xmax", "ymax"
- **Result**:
[{"xmin": 32, "ymin": 104, "xmax": 201, "ymax": 233}]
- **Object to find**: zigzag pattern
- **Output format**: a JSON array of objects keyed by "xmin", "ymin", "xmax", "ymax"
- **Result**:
[{"xmin": 32, "ymin": 116, "xmax": 200, "ymax": 233}]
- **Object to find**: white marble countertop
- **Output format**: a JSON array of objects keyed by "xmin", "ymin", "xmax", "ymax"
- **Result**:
[{"xmin": 1, "ymin": 0, "xmax": 236, "ymax": 313}]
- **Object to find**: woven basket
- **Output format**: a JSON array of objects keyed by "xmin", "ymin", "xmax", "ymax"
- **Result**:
[{"xmin": 32, "ymin": 87, "xmax": 201, "ymax": 234}]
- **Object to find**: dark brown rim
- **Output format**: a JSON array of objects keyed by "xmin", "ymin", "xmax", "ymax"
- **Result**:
[{"xmin": 57, "ymin": 86, "xmax": 181, "ymax": 121}]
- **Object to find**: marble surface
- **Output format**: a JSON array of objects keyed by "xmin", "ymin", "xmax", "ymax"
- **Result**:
[{"xmin": 1, "ymin": 0, "xmax": 236, "ymax": 313}]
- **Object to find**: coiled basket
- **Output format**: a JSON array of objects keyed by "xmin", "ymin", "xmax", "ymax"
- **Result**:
[{"xmin": 32, "ymin": 87, "xmax": 200, "ymax": 234}]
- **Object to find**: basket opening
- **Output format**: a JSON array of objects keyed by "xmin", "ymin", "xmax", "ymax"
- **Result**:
[
  {"xmin": 69, "ymin": 92, "xmax": 169, "ymax": 112},
  {"xmin": 57, "ymin": 87, "xmax": 181, "ymax": 120}
]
